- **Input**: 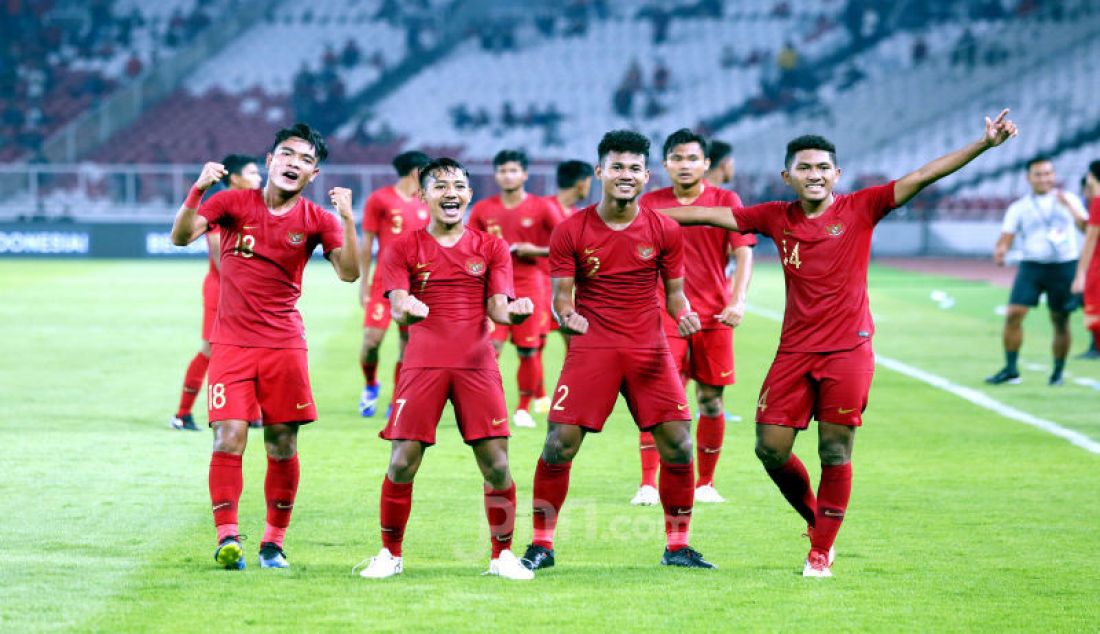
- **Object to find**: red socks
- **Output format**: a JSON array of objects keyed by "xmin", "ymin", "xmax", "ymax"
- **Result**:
[
  {"xmin": 262, "ymin": 455, "xmax": 300, "ymax": 547},
  {"xmin": 209, "ymin": 451, "xmax": 243, "ymax": 541},
  {"xmin": 765, "ymin": 454, "xmax": 817, "ymax": 527},
  {"xmin": 362, "ymin": 358, "xmax": 378, "ymax": 387},
  {"xmin": 484, "ymin": 482, "xmax": 517, "ymax": 558},
  {"xmin": 177, "ymin": 352, "xmax": 209, "ymax": 417},
  {"xmin": 534, "ymin": 340, "xmax": 547, "ymax": 398},
  {"xmin": 695, "ymin": 414, "xmax": 725, "ymax": 487},
  {"xmin": 380, "ymin": 477, "xmax": 413, "ymax": 557},
  {"xmin": 531, "ymin": 457, "xmax": 572, "ymax": 549},
  {"xmin": 811, "ymin": 463, "xmax": 852, "ymax": 556},
  {"xmin": 638, "ymin": 431, "xmax": 659, "ymax": 487},
  {"xmin": 517, "ymin": 354, "xmax": 539, "ymax": 411},
  {"xmin": 659, "ymin": 460, "xmax": 695, "ymax": 551}
]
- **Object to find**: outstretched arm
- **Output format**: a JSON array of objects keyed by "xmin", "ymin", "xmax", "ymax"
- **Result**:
[
  {"xmin": 655, "ymin": 206, "xmax": 740, "ymax": 231},
  {"xmin": 894, "ymin": 108, "xmax": 1018, "ymax": 207},
  {"xmin": 171, "ymin": 162, "xmax": 225, "ymax": 245},
  {"xmin": 325, "ymin": 187, "xmax": 361, "ymax": 283}
]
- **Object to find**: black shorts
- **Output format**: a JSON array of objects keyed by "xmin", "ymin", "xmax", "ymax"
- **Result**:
[{"xmin": 1009, "ymin": 260, "xmax": 1079, "ymax": 312}]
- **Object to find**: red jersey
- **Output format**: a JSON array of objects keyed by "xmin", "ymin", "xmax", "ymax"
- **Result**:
[
  {"xmin": 642, "ymin": 184, "xmax": 757, "ymax": 333},
  {"xmin": 468, "ymin": 193, "xmax": 559, "ymax": 289},
  {"xmin": 733, "ymin": 182, "xmax": 896, "ymax": 353},
  {"xmin": 198, "ymin": 189, "xmax": 344, "ymax": 349},
  {"xmin": 549, "ymin": 204, "xmax": 684, "ymax": 350},
  {"xmin": 381, "ymin": 227, "xmax": 514, "ymax": 369},
  {"xmin": 1089, "ymin": 197, "xmax": 1100, "ymax": 280},
  {"xmin": 362, "ymin": 185, "xmax": 430, "ymax": 285},
  {"xmin": 540, "ymin": 195, "xmax": 575, "ymax": 277}
]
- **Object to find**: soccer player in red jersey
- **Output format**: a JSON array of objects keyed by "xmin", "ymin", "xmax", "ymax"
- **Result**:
[
  {"xmin": 468, "ymin": 150, "xmax": 561, "ymax": 429},
  {"xmin": 170, "ymin": 123, "xmax": 360, "ymax": 570},
  {"xmin": 1072, "ymin": 161, "xmax": 1100, "ymax": 358},
  {"xmin": 656, "ymin": 110, "xmax": 1017, "ymax": 577},
  {"xmin": 520, "ymin": 130, "xmax": 716, "ymax": 571},
  {"xmin": 358, "ymin": 151, "xmax": 432, "ymax": 418},
  {"xmin": 631, "ymin": 129, "xmax": 756, "ymax": 507},
  {"xmin": 533, "ymin": 159, "xmax": 595, "ymax": 402},
  {"xmin": 357, "ymin": 158, "xmax": 535, "ymax": 581},
  {"xmin": 170, "ymin": 154, "xmax": 261, "ymax": 431}
]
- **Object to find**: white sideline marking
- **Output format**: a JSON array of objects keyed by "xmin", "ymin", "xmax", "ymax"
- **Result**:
[{"xmin": 745, "ymin": 304, "xmax": 1100, "ymax": 455}]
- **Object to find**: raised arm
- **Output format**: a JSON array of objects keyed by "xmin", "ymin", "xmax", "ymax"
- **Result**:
[
  {"xmin": 487, "ymin": 294, "xmax": 534, "ymax": 326},
  {"xmin": 171, "ymin": 162, "xmax": 225, "ymax": 246},
  {"xmin": 551, "ymin": 276, "xmax": 588, "ymax": 335},
  {"xmin": 388, "ymin": 289, "xmax": 428, "ymax": 326},
  {"xmin": 663, "ymin": 277, "xmax": 701, "ymax": 337},
  {"xmin": 894, "ymin": 108, "xmax": 1018, "ymax": 207},
  {"xmin": 656, "ymin": 206, "xmax": 740, "ymax": 231},
  {"xmin": 326, "ymin": 187, "xmax": 361, "ymax": 283}
]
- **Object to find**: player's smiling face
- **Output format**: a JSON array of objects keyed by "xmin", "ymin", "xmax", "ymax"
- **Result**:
[
  {"xmin": 664, "ymin": 142, "xmax": 709, "ymax": 188},
  {"xmin": 1027, "ymin": 161, "xmax": 1056, "ymax": 195},
  {"xmin": 494, "ymin": 161, "xmax": 527, "ymax": 194},
  {"xmin": 422, "ymin": 168, "xmax": 472, "ymax": 225},
  {"xmin": 597, "ymin": 152, "xmax": 650, "ymax": 203},
  {"xmin": 783, "ymin": 149, "xmax": 840, "ymax": 203},
  {"xmin": 266, "ymin": 137, "xmax": 320, "ymax": 194}
]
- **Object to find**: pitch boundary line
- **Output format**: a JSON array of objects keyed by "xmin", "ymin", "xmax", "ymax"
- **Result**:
[{"xmin": 744, "ymin": 304, "xmax": 1100, "ymax": 455}]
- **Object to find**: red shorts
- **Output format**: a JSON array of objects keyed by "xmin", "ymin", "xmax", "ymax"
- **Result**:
[
  {"xmin": 667, "ymin": 328, "xmax": 736, "ymax": 386},
  {"xmin": 201, "ymin": 273, "xmax": 219, "ymax": 341},
  {"xmin": 1084, "ymin": 273, "xmax": 1100, "ymax": 318},
  {"xmin": 379, "ymin": 366, "xmax": 510, "ymax": 445},
  {"xmin": 548, "ymin": 346, "xmax": 690, "ymax": 432},
  {"xmin": 207, "ymin": 343, "xmax": 316, "ymax": 425},
  {"xmin": 755, "ymin": 341, "xmax": 875, "ymax": 429},
  {"xmin": 363, "ymin": 282, "xmax": 393, "ymax": 330},
  {"xmin": 490, "ymin": 279, "xmax": 551, "ymax": 349}
]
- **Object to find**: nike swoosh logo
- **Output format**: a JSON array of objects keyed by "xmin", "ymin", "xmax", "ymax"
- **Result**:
[
  {"xmin": 677, "ymin": 404, "xmax": 688, "ymax": 411},
  {"xmin": 583, "ymin": 248, "xmax": 597, "ymax": 255},
  {"xmin": 212, "ymin": 502, "xmax": 231, "ymax": 511},
  {"xmin": 837, "ymin": 407, "xmax": 855, "ymax": 414},
  {"xmin": 782, "ymin": 229, "xmax": 793, "ymax": 235},
  {"xmin": 275, "ymin": 502, "xmax": 294, "ymax": 510},
  {"xmin": 296, "ymin": 402, "xmax": 312, "ymax": 410},
  {"xmin": 416, "ymin": 262, "xmax": 429, "ymax": 269},
  {"xmin": 491, "ymin": 418, "xmax": 506, "ymax": 426},
  {"xmin": 720, "ymin": 370, "xmax": 733, "ymax": 377},
  {"xmin": 243, "ymin": 225, "xmax": 256, "ymax": 230},
  {"xmin": 674, "ymin": 508, "xmax": 692, "ymax": 516}
]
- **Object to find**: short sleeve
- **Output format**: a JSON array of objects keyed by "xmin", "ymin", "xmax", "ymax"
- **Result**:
[
  {"xmin": 856, "ymin": 181, "xmax": 898, "ymax": 224},
  {"xmin": 362, "ymin": 192, "xmax": 384, "ymax": 234},
  {"xmin": 1089, "ymin": 197, "xmax": 1100, "ymax": 227},
  {"xmin": 381, "ymin": 236, "xmax": 410, "ymax": 296},
  {"xmin": 658, "ymin": 219, "xmax": 685, "ymax": 281},
  {"xmin": 487, "ymin": 236, "xmax": 515, "ymax": 299},
  {"xmin": 319, "ymin": 210, "xmax": 344, "ymax": 256},
  {"xmin": 548, "ymin": 222, "xmax": 575, "ymax": 278},
  {"xmin": 197, "ymin": 190, "xmax": 234, "ymax": 229},
  {"xmin": 732, "ymin": 202, "xmax": 783, "ymax": 237},
  {"xmin": 1001, "ymin": 202, "xmax": 1021, "ymax": 234}
]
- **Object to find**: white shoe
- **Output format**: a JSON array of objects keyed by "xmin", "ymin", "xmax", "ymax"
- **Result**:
[
  {"xmin": 512, "ymin": 409, "xmax": 536, "ymax": 428},
  {"xmin": 356, "ymin": 548, "xmax": 403, "ymax": 579},
  {"xmin": 694, "ymin": 484, "xmax": 726, "ymax": 504},
  {"xmin": 532, "ymin": 396, "xmax": 552, "ymax": 414},
  {"xmin": 485, "ymin": 549, "xmax": 534, "ymax": 580},
  {"xmin": 630, "ymin": 484, "xmax": 660, "ymax": 506},
  {"xmin": 802, "ymin": 550, "xmax": 833, "ymax": 577}
]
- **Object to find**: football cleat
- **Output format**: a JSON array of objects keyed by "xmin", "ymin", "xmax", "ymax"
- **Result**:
[
  {"xmin": 694, "ymin": 484, "xmax": 726, "ymax": 504},
  {"xmin": 258, "ymin": 542, "xmax": 289, "ymax": 569},
  {"xmin": 520, "ymin": 544, "xmax": 555, "ymax": 571},
  {"xmin": 359, "ymin": 383, "xmax": 381, "ymax": 417},
  {"xmin": 661, "ymin": 546, "xmax": 716, "ymax": 569},
  {"xmin": 630, "ymin": 484, "xmax": 660, "ymax": 506},
  {"xmin": 803, "ymin": 550, "xmax": 833, "ymax": 577},
  {"xmin": 532, "ymin": 396, "xmax": 552, "ymax": 414},
  {"xmin": 984, "ymin": 368, "xmax": 1021, "ymax": 385},
  {"xmin": 804, "ymin": 526, "xmax": 837, "ymax": 565},
  {"xmin": 1075, "ymin": 347, "xmax": 1100, "ymax": 360},
  {"xmin": 485, "ymin": 549, "xmax": 535, "ymax": 580},
  {"xmin": 512, "ymin": 409, "xmax": 536, "ymax": 428},
  {"xmin": 214, "ymin": 536, "xmax": 245, "ymax": 570},
  {"xmin": 170, "ymin": 414, "xmax": 200, "ymax": 431},
  {"xmin": 1048, "ymin": 372, "xmax": 1064, "ymax": 386},
  {"xmin": 357, "ymin": 548, "xmax": 403, "ymax": 579}
]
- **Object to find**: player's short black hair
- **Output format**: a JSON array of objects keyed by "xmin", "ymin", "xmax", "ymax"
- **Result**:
[
  {"xmin": 662, "ymin": 128, "xmax": 708, "ymax": 160},
  {"xmin": 220, "ymin": 154, "xmax": 257, "ymax": 185},
  {"xmin": 271, "ymin": 122, "xmax": 328, "ymax": 163},
  {"xmin": 392, "ymin": 150, "xmax": 431, "ymax": 177},
  {"xmin": 597, "ymin": 129, "xmax": 650, "ymax": 163},
  {"xmin": 493, "ymin": 149, "xmax": 528, "ymax": 170},
  {"xmin": 418, "ymin": 157, "xmax": 470, "ymax": 190},
  {"xmin": 556, "ymin": 160, "xmax": 594, "ymax": 189},
  {"xmin": 784, "ymin": 135, "xmax": 837, "ymax": 169},
  {"xmin": 707, "ymin": 140, "xmax": 733, "ymax": 165},
  {"xmin": 1026, "ymin": 155, "xmax": 1053, "ymax": 170},
  {"xmin": 1089, "ymin": 160, "xmax": 1100, "ymax": 182}
]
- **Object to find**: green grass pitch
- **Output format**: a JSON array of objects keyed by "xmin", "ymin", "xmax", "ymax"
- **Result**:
[{"xmin": 1, "ymin": 259, "xmax": 1098, "ymax": 632}]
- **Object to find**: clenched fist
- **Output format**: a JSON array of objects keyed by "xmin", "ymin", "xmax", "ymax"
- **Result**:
[
  {"xmin": 509, "ymin": 297, "xmax": 534, "ymax": 324},
  {"xmin": 398, "ymin": 294, "xmax": 429, "ymax": 325},
  {"xmin": 329, "ymin": 187, "xmax": 354, "ymax": 220},
  {"xmin": 195, "ymin": 162, "xmax": 228, "ymax": 191},
  {"xmin": 677, "ymin": 310, "xmax": 702, "ymax": 337},
  {"xmin": 558, "ymin": 311, "xmax": 588, "ymax": 335},
  {"xmin": 715, "ymin": 302, "xmax": 745, "ymax": 328}
]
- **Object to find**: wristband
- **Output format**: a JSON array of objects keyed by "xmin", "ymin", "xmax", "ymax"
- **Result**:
[{"xmin": 184, "ymin": 185, "xmax": 205, "ymax": 210}]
